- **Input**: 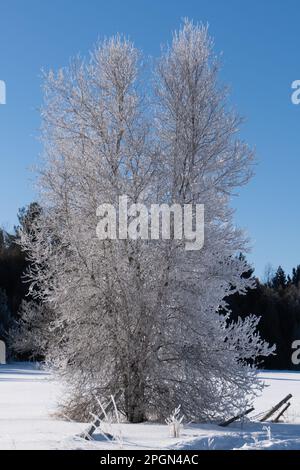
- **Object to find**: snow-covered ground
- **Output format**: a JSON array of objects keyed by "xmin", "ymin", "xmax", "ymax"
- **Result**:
[{"xmin": 1, "ymin": 363, "xmax": 300, "ymax": 450}]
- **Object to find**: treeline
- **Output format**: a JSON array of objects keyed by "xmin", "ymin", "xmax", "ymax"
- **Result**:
[
  {"xmin": 228, "ymin": 261, "xmax": 300, "ymax": 370},
  {"xmin": 0, "ymin": 203, "xmax": 39, "ymax": 344},
  {"xmin": 0, "ymin": 203, "xmax": 300, "ymax": 369}
]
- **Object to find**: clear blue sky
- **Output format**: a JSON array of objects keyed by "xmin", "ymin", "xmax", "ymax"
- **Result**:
[{"xmin": 0, "ymin": 0, "xmax": 299, "ymax": 279}]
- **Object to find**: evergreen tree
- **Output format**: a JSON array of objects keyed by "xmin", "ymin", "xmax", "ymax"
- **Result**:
[
  {"xmin": 292, "ymin": 265, "xmax": 300, "ymax": 287},
  {"xmin": 0, "ymin": 202, "xmax": 42, "ymax": 346},
  {"xmin": 0, "ymin": 288, "xmax": 11, "ymax": 340},
  {"xmin": 272, "ymin": 266, "xmax": 287, "ymax": 290}
]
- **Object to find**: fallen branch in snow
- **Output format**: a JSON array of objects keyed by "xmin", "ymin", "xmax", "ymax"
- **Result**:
[
  {"xmin": 259, "ymin": 394, "xmax": 292, "ymax": 422},
  {"xmin": 272, "ymin": 402, "xmax": 291, "ymax": 423},
  {"xmin": 219, "ymin": 407, "xmax": 254, "ymax": 427}
]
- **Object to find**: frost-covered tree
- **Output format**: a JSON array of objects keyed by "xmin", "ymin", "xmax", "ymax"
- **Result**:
[
  {"xmin": 9, "ymin": 300, "xmax": 55, "ymax": 359},
  {"xmin": 20, "ymin": 21, "xmax": 274, "ymax": 422}
]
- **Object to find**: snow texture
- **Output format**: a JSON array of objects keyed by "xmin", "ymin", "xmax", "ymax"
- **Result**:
[{"xmin": 0, "ymin": 362, "xmax": 300, "ymax": 450}]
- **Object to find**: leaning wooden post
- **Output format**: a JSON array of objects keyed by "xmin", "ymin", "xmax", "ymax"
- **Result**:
[
  {"xmin": 80, "ymin": 390, "xmax": 122, "ymax": 440},
  {"xmin": 272, "ymin": 402, "xmax": 291, "ymax": 423},
  {"xmin": 219, "ymin": 407, "xmax": 254, "ymax": 427},
  {"xmin": 259, "ymin": 394, "xmax": 292, "ymax": 422}
]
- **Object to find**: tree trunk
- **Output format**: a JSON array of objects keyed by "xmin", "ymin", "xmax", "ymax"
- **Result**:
[{"xmin": 124, "ymin": 366, "xmax": 145, "ymax": 423}]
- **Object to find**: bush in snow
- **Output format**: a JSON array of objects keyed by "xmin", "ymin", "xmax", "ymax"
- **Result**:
[{"xmin": 166, "ymin": 406, "xmax": 184, "ymax": 438}]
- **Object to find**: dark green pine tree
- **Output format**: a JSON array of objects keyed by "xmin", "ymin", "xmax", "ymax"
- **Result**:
[
  {"xmin": 0, "ymin": 287, "xmax": 11, "ymax": 340},
  {"xmin": 272, "ymin": 265, "xmax": 287, "ymax": 290},
  {"xmin": 292, "ymin": 265, "xmax": 300, "ymax": 287}
]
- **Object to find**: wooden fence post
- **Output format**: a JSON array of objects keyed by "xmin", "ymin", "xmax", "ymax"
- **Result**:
[
  {"xmin": 259, "ymin": 394, "xmax": 292, "ymax": 422},
  {"xmin": 272, "ymin": 402, "xmax": 291, "ymax": 423},
  {"xmin": 219, "ymin": 407, "xmax": 254, "ymax": 427}
]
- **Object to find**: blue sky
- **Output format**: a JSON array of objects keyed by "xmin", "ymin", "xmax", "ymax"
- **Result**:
[{"xmin": 0, "ymin": 0, "xmax": 299, "ymax": 279}]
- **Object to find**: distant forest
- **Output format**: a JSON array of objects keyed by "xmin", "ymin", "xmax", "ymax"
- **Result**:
[{"xmin": 0, "ymin": 203, "xmax": 299, "ymax": 370}]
